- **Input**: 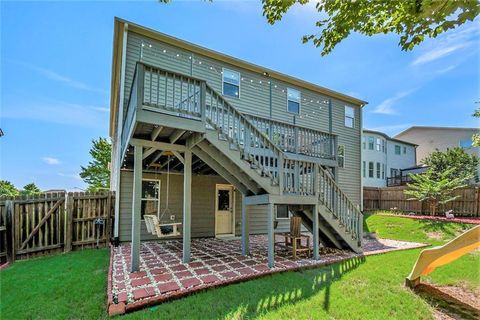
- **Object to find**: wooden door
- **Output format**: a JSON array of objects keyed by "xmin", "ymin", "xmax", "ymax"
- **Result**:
[{"xmin": 215, "ymin": 185, "xmax": 234, "ymax": 235}]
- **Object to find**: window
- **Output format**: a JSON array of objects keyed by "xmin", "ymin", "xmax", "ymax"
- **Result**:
[
  {"xmin": 403, "ymin": 146, "xmax": 407, "ymax": 154},
  {"xmin": 222, "ymin": 68, "xmax": 240, "ymax": 98},
  {"xmin": 382, "ymin": 139, "xmax": 386, "ymax": 153},
  {"xmin": 395, "ymin": 145, "xmax": 401, "ymax": 155},
  {"xmin": 382, "ymin": 164, "xmax": 385, "ymax": 179},
  {"xmin": 345, "ymin": 106, "xmax": 355, "ymax": 128},
  {"xmin": 362, "ymin": 161, "xmax": 366, "ymax": 178},
  {"xmin": 368, "ymin": 137, "xmax": 374, "ymax": 150},
  {"xmin": 276, "ymin": 205, "xmax": 289, "ymax": 219},
  {"xmin": 337, "ymin": 145, "xmax": 345, "ymax": 168},
  {"xmin": 141, "ymin": 180, "xmax": 161, "ymax": 220},
  {"xmin": 376, "ymin": 138, "xmax": 381, "ymax": 151},
  {"xmin": 287, "ymin": 88, "xmax": 301, "ymax": 114},
  {"xmin": 376, "ymin": 162, "xmax": 381, "ymax": 179},
  {"xmin": 460, "ymin": 138, "xmax": 473, "ymax": 149},
  {"xmin": 368, "ymin": 162, "xmax": 374, "ymax": 178},
  {"xmin": 362, "ymin": 136, "xmax": 366, "ymax": 149}
]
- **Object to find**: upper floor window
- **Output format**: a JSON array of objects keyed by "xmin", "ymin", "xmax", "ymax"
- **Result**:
[
  {"xmin": 368, "ymin": 137, "xmax": 374, "ymax": 150},
  {"xmin": 362, "ymin": 136, "xmax": 366, "ymax": 149},
  {"xmin": 337, "ymin": 145, "xmax": 345, "ymax": 168},
  {"xmin": 382, "ymin": 139, "xmax": 386, "ymax": 153},
  {"xmin": 287, "ymin": 88, "xmax": 301, "ymax": 114},
  {"xmin": 345, "ymin": 106, "xmax": 355, "ymax": 128},
  {"xmin": 362, "ymin": 161, "xmax": 366, "ymax": 178},
  {"xmin": 141, "ymin": 179, "xmax": 161, "ymax": 220},
  {"xmin": 222, "ymin": 68, "xmax": 240, "ymax": 98},
  {"xmin": 276, "ymin": 205, "xmax": 289, "ymax": 219},
  {"xmin": 376, "ymin": 162, "xmax": 381, "ymax": 179},
  {"xmin": 375, "ymin": 138, "xmax": 381, "ymax": 151},
  {"xmin": 368, "ymin": 162, "xmax": 374, "ymax": 178},
  {"xmin": 403, "ymin": 146, "xmax": 407, "ymax": 154},
  {"xmin": 395, "ymin": 145, "xmax": 401, "ymax": 155},
  {"xmin": 460, "ymin": 138, "xmax": 473, "ymax": 149}
]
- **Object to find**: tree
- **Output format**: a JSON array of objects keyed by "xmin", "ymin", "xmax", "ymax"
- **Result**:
[
  {"xmin": 20, "ymin": 183, "xmax": 41, "ymax": 196},
  {"xmin": 404, "ymin": 168, "xmax": 466, "ymax": 216},
  {"xmin": 262, "ymin": 0, "xmax": 479, "ymax": 55},
  {"xmin": 422, "ymin": 147, "xmax": 478, "ymax": 183},
  {"xmin": 473, "ymin": 108, "xmax": 480, "ymax": 147},
  {"xmin": 0, "ymin": 180, "xmax": 19, "ymax": 197},
  {"xmin": 80, "ymin": 137, "xmax": 111, "ymax": 192}
]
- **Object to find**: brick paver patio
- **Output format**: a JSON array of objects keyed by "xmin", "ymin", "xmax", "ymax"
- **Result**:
[{"xmin": 108, "ymin": 234, "xmax": 426, "ymax": 314}]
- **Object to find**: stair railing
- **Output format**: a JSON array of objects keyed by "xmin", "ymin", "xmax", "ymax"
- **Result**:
[{"xmin": 317, "ymin": 166, "xmax": 363, "ymax": 244}]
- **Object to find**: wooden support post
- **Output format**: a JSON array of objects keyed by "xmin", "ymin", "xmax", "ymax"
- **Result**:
[
  {"xmin": 65, "ymin": 193, "xmax": 73, "ymax": 252},
  {"xmin": 183, "ymin": 149, "xmax": 192, "ymax": 263},
  {"xmin": 267, "ymin": 203, "xmax": 275, "ymax": 268},
  {"xmin": 5, "ymin": 200, "xmax": 15, "ymax": 262},
  {"xmin": 313, "ymin": 204, "xmax": 319, "ymax": 260},
  {"xmin": 130, "ymin": 145, "xmax": 142, "ymax": 272},
  {"xmin": 241, "ymin": 194, "xmax": 249, "ymax": 256}
]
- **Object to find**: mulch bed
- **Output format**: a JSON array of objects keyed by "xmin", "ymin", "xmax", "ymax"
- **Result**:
[{"xmin": 381, "ymin": 214, "xmax": 480, "ymax": 225}]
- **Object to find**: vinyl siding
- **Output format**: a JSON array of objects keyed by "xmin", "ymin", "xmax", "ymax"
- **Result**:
[{"xmin": 118, "ymin": 170, "xmax": 290, "ymax": 242}]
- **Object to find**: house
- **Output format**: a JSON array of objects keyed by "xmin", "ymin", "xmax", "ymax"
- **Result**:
[
  {"xmin": 395, "ymin": 126, "xmax": 480, "ymax": 163},
  {"xmin": 109, "ymin": 18, "xmax": 366, "ymax": 272},
  {"xmin": 362, "ymin": 129, "xmax": 417, "ymax": 187}
]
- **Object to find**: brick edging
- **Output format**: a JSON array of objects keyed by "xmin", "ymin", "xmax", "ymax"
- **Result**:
[{"xmin": 107, "ymin": 244, "xmax": 126, "ymax": 316}]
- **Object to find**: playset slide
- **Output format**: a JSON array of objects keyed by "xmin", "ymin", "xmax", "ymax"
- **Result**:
[{"xmin": 406, "ymin": 225, "xmax": 480, "ymax": 287}]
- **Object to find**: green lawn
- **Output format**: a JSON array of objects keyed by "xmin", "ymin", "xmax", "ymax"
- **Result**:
[{"xmin": 1, "ymin": 215, "xmax": 478, "ymax": 319}]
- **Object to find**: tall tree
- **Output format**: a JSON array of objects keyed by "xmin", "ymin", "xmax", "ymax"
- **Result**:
[
  {"xmin": 20, "ymin": 183, "xmax": 42, "ymax": 196},
  {"xmin": 422, "ymin": 147, "xmax": 478, "ymax": 183},
  {"xmin": 404, "ymin": 168, "xmax": 466, "ymax": 216},
  {"xmin": 0, "ymin": 180, "xmax": 19, "ymax": 197},
  {"xmin": 80, "ymin": 137, "xmax": 112, "ymax": 192},
  {"xmin": 262, "ymin": 0, "xmax": 480, "ymax": 55}
]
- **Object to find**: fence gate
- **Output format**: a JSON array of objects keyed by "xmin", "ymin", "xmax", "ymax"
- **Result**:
[{"xmin": 12, "ymin": 192, "xmax": 66, "ymax": 259}]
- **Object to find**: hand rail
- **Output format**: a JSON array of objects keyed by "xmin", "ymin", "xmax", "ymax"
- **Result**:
[{"xmin": 244, "ymin": 114, "xmax": 336, "ymax": 160}]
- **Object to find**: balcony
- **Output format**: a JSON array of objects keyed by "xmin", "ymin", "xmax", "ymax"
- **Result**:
[{"xmin": 121, "ymin": 62, "xmax": 337, "ymax": 164}]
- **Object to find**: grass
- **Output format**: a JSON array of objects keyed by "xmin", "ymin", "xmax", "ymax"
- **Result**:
[{"xmin": 0, "ymin": 214, "xmax": 478, "ymax": 319}]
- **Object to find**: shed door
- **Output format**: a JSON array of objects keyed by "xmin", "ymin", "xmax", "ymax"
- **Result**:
[{"xmin": 215, "ymin": 185, "xmax": 234, "ymax": 235}]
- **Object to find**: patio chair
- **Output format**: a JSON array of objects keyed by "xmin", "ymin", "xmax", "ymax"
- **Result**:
[{"xmin": 281, "ymin": 216, "xmax": 311, "ymax": 259}]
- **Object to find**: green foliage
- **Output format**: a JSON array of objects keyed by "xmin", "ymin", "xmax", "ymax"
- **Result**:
[
  {"xmin": 404, "ymin": 168, "xmax": 466, "ymax": 215},
  {"xmin": 0, "ymin": 180, "xmax": 19, "ymax": 197},
  {"xmin": 473, "ymin": 108, "xmax": 480, "ymax": 147},
  {"xmin": 79, "ymin": 137, "xmax": 111, "ymax": 192},
  {"xmin": 20, "ymin": 183, "xmax": 41, "ymax": 196},
  {"xmin": 422, "ymin": 147, "xmax": 478, "ymax": 183},
  {"xmin": 262, "ymin": 0, "xmax": 480, "ymax": 56}
]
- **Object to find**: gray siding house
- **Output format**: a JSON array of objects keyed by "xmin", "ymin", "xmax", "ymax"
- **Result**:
[
  {"xmin": 362, "ymin": 129, "xmax": 417, "ymax": 187},
  {"xmin": 109, "ymin": 18, "xmax": 367, "ymax": 271}
]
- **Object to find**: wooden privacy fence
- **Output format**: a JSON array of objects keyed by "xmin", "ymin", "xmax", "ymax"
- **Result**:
[
  {"xmin": 363, "ymin": 186, "xmax": 480, "ymax": 216},
  {"xmin": 0, "ymin": 191, "xmax": 114, "ymax": 262}
]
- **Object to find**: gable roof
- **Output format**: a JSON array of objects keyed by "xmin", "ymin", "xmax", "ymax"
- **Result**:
[
  {"xmin": 363, "ymin": 129, "xmax": 418, "ymax": 146},
  {"xmin": 110, "ymin": 17, "xmax": 368, "ymax": 136}
]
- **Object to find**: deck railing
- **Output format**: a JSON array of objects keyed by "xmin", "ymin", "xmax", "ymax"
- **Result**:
[
  {"xmin": 245, "ymin": 115, "xmax": 336, "ymax": 160},
  {"xmin": 124, "ymin": 62, "xmax": 363, "ymax": 245}
]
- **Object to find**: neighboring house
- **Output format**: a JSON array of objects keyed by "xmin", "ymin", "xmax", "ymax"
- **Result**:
[
  {"xmin": 362, "ymin": 129, "xmax": 417, "ymax": 187},
  {"xmin": 109, "ymin": 18, "xmax": 366, "ymax": 272},
  {"xmin": 395, "ymin": 126, "xmax": 480, "ymax": 163}
]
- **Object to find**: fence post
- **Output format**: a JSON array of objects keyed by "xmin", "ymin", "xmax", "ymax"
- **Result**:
[
  {"xmin": 105, "ymin": 192, "xmax": 112, "ymax": 245},
  {"xmin": 64, "ymin": 193, "xmax": 73, "ymax": 252},
  {"xmin": 476, "ymin": 187, "xmax": 480, "ymax": 217},
  {"xmin": 5, "ymin": 200, "xmax": 15, "ymax": 262}
]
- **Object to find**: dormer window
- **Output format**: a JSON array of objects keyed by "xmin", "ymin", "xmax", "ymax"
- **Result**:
[
  {"xmin": 222, "ymin": 68, "xmax": 240, "ymax": 98},
  {"xmin": 287, "ymin": 88, "xmax": 300, "ymax": 114}
]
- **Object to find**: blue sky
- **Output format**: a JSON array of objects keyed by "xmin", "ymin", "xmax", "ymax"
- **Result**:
[{"xmin": 1, "ymin": 1, "xmax": 479, "ymax": 191}]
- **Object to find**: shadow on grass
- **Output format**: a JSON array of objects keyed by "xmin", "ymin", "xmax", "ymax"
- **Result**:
[{"xmin": 127, "ymin": 256, "xmax": 366, "ymax": 319}]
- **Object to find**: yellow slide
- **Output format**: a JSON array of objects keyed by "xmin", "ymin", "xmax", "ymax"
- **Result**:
[{"xmin": 406, "ymin": 225, "xmax": 480, "ymax": 287}]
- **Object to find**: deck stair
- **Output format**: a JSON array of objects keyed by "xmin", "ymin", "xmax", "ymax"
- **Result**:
[{"xmin": 127, "ymin": 62, "xmax": 363, "ymax": 253}]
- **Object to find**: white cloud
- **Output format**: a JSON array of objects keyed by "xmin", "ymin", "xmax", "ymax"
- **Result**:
[
  {"xmin": 436, "ymin": 65, "xmax": 456, "ymax": 74},
  {"xmin": 411, "ymin": 43, "xmax": 470, "ymax": 66},
  {"xmin": 91, "ymin": 106, "xmax": 110, "ymax": 113},
  {"xmin": 43, "ymin": 157, "xmax": 61, "ymax": 165},
  {"xmin": 2, "ymin": 99, "xmax": 109, "ymax": 128},
  {"xmin": 9, "ymin": 60, "xmax": 106, "ymax": 94},
  {"xmin": 371, "ymin": 89, "xmax": 416, "ymax": 115}
]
